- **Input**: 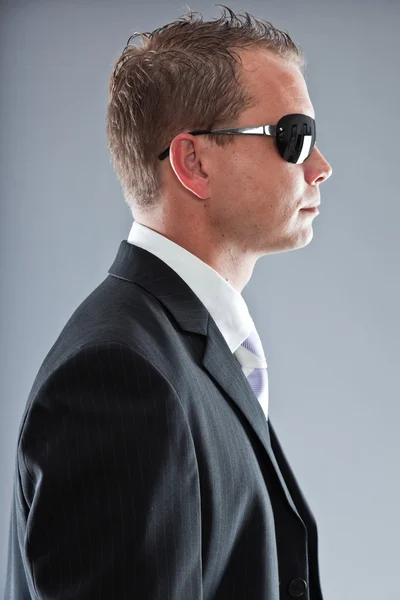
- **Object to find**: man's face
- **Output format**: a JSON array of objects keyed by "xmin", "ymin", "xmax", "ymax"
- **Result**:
[{"xmin": 206, "ymin": 49, "xmax": 333, "ymax": 257}]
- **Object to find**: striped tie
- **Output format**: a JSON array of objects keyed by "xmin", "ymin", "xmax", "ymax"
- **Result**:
[{"xmin": 235, "ymin": 328, "xmax": 269, "ymax": 419}]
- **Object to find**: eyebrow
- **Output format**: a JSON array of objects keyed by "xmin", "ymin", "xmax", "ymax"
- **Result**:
[{"xmin": 290, "ymin": 97, "xmax": 315, "ymax": 119}]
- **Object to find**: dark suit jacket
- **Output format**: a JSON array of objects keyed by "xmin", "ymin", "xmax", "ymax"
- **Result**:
[{"xmin": 4, "ymin": 241, "xmax": 324, "ymax": 600}]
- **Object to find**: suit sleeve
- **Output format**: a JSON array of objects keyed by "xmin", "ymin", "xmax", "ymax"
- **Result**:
[{"xmin": 18, "ymin": 341, "xmax": 203, "ymax": 599}]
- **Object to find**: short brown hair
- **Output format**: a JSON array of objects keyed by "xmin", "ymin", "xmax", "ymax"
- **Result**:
[{"xmin": 106, "ymin": 5, "xmax": 306, "ymax": 216}]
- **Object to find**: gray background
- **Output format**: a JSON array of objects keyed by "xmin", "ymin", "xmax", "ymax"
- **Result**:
[{"xmin": 1, "ymin": 1, "xmax": 399, "ymax": 598}]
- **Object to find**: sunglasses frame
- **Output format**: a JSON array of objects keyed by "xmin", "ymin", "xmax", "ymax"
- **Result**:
[{"xmin": 158, "ymin": 113, "xmax": 316, "ymax": 164}]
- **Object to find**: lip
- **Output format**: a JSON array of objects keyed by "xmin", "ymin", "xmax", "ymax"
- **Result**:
[{"xmin": 300, "ymin": 207, "xmax": 319, "ymax": 214}]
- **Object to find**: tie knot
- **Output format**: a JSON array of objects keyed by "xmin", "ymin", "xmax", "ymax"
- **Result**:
[{"xmin": 240, "ymin": 328, "xmax": 267, "ymax": 367}]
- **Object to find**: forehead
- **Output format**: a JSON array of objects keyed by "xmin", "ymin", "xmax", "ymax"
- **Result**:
[{"xmin": 238, "ymin": 48, "xmax": 315, "ymax": 121}]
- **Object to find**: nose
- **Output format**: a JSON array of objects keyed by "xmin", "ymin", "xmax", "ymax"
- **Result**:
[{"xmin": 309, "ymin": 145, "xmax": 332, "ymax": 184}]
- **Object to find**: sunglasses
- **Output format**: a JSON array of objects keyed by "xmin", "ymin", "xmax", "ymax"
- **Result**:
[{"xmin": 158, "ymin": 113, "xmax": 316, "ymax": 165}]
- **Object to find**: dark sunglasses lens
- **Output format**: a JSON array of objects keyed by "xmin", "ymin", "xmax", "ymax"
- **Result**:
[{"xmin": 276, "ymin": 114, "xmax": 316, "ymax": 164}]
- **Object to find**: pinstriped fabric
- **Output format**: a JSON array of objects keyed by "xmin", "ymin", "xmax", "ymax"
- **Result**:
[
  {"xmin": 4, "ymin": 240, "xmax": 322, "ymax": 600},
  {"xmin": 234, "ymin": 328, "xmax": 269, "ymax": 418},
  {"xmin": 16, "ymin": 342, "xmax": 203, "ymax": 600}
]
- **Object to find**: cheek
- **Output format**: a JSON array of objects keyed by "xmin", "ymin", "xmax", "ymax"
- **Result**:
[
  {"xmin": 222, "ymin": 152, "xmax": 301, "ymax": 207},
  {"xmin": 275, "ymin": 167, "xmax": 303, "ymax": 202}
]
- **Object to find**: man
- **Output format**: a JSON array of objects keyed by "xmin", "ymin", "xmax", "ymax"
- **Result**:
[{"xmin": 4, "ymin": 8, "xmax": 332, "ymax": 600}]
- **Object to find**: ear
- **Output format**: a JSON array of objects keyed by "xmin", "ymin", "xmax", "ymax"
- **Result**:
[{"xmin": 168, "ymin": 133, "xmax": 211, "ymax": 200}]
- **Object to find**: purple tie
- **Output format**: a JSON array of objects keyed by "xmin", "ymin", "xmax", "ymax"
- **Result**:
[{"xmin": 235, "ymin": 329, "xmax": 269, "ymax": 419}]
